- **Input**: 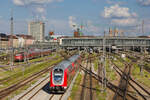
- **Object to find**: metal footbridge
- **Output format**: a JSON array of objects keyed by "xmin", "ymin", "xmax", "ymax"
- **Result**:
[{"xmin": 60, "ymin": 36, "xmax": 150, "ymax": 48}]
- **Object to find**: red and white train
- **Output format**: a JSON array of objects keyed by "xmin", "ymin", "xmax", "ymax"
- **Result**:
[
  {"xmin": 50, "ymin": 54, "xmax": 81, "ymax": 92},
  {"xmin": 14, "ymin": 49, "xmax": 52, "ymax": 61}
]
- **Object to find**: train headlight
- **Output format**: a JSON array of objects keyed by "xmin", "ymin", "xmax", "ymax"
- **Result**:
[{"xmin": 64, "ymin": 87, "xmax": 67, "ymax": 89}]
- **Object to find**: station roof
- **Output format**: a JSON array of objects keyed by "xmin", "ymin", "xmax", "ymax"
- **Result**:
[
  {"xmin": 61, "ymin": 36, "xmax": 150, "ymax": 40},
  {"xmin": 16, "ymin": 34, "xmax": 34, "ymax": 39},
  {"xmin": 8, "ymin": 35, "xmax": 18, "ymax": 39}
]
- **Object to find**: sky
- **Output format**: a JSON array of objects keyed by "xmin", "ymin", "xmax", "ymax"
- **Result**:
[{"xmin": 0, "ymin": 0, "xmax": 150, "ymax": 36}]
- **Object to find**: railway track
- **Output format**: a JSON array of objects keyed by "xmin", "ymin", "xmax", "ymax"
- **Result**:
[
  {"xmin": 17, "ymin": 68, "xmax": 81, "ymax": 100},
  {"xmin": 10, "ymin": 52, "xmax": 82, "ymax": 100},
  {"xmin": 0, "ymin": 58, "xmax": 50, "ymax": 72},
  {"xmin": 89, "ymin": 57, "xmax": 93, "ymax": 100},
  {"xmin": 0, "ymin": 50, "xmax": 78, "ymax": 100},
  {"xmin": 79, "ymin": 52, "xmax": 150, "ymax": 100},
  {"xmin": 113, "ymin": 51, "xmax": 150, "ymax": 74},
  {"xmin": 111, "ymin": 59, "xmax": 150, "ymax": 100},
  {"xmin": 79, "ymin": 63, "xmax": 137, "ymax": 100},
  {"xmin": 0, "ymin": 64, "xmax": 57, "ymax": 100},
  {"xmin": 80, "ymin": 54, "xmax": 142, "ymax": 100},
  {"xmin": 127, "ymin": 52, "xmax": 150, "ymax": 73},
  {"xmin": 16, "ymin": 76, "xmax": 50, "ymax": 100},
  {"xmin": 0, "ymin": 56, "xmax": 58, "ymax": 84},
  {"xmin": 49, "ymin": 94, "xmax": 64, "ymax": 100},
  {"xmin": 17, "ymin": 76, "xmax": 64, "ymax": 100},
  {"xmin": 80, "ymin": 59, "xmax": 89, "ymax": 100},
  {"xmin": 80, "ymin": 54, "xmax": 94, "ymax": 100},
  {"xmin": 113, "ymin": 62, "xmax": 132, "ymax": 100},
  {"xmin": 0, "ymin": 53, "xmax": 56, "ymax": 69}
]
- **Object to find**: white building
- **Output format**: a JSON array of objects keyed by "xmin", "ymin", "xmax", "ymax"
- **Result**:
[
  {"xmin": 28, "ymin": 21, "xmax": 45, "ymax": 42},
  {"xmin": 18, "ymin": 37, "xmax": 24, "ymax": 47}
]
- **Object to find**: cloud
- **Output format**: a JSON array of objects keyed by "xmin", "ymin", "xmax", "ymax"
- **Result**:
[
  {"xmin": 0, "ymin": 18, "xmax": 72, "ymax": 35},
  {"xmin": 137, "ymin": 0, "xmax": 150, "ymax": 6},
  {"xmin": 46, "ymin": 19, "xmax": 73, "ymax": 35},
  {"xmin": 84, "ymin": 20, "xmax": 101, "ymax": 33},
  {"xmin": 68, "ymin": 16, "xmax": 101, "ymax": 34},
  {"xmin": 13, "ymin": 0, "xmax": 63, "ymax": 6},
  {"xmin": 111, "ymin": 18, "xmax": 137, "ymax": 26},
  {"xmin": 140, "ymin": 19, "xmax": 150, "ymax": 34},
  {"xmin": 68, "ymin": 16, "xmax": 101, "ymax": 35},
  {"xmin": 101, "ymin": 4, "xmax": 138, "ymax": 26},
  {"xmin": 27, "ymin": 5, "xmax": 47, "ymax": 20},
  {"xmin": 0, "ymin": 20, "xmax": 9, "ymax": 33},
  {"xmin": 102, "ymin": 4, "xmax": 137, "ymax": 18},
  {"xmin": 68, "ymin": 16, "xmax": 78, "ymax": 30},
  {"xmin": 13, "ymin": 0, "xmax": 64, "ymax": 21},
  {"xmin": 36, "ymin": 7, "xmax": 45, "ymax": 13},
  {"xmin": 106, "ymin": 0, "xmax": 125, "ymax": 5},
  {"xmin": 13, "ymin": 0, "xmax": 24, "ymax": 6},
  {"xmin": 0, "ymin": 19, "xmax": 28, "ymax": 34}
]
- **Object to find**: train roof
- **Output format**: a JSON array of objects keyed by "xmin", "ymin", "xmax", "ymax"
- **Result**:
[
  {"xmin": 53, "ymin": 54, "xmax": 79, "ymax": 70},
  {"xmin": 15, "ymin": 49, "xmax": 51, "ymax": 54},
  {"xmin": 54, "ymin": 60, "xmax": 70, "ymax": 70},
  {"xmin": 68, "ymin": 54, "xmax": 80, "ymax": 62}
]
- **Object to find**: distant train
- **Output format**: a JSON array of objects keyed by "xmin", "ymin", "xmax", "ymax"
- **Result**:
[
  {"xmin": 50, "ymin": 54, "xmax": 81, "ymax": 92},
  {"xmin": 14, "ymin": 49, "xmax": 54, "ymax": 61}
]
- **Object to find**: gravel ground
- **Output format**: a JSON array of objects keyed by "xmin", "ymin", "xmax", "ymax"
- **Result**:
[{"xmin": 11, "ymin": 74, "xmax": 49, "ymax": 100}]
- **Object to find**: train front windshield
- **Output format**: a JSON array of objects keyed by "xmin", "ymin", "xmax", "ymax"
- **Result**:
[{"xmin": 54, "ymin": 69, "xmax": 63, "ymax": 82}]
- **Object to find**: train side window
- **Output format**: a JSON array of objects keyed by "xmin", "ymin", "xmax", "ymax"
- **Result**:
[
  {"xmin": 74, "ymin": 61, "xmax": 77, "ymax": 63},
  {"xmin": 68, "ymin": 66, "xmax": 70, "ymax": 72},
  {"xmin": 68, "ymin": 65, "xmax": 73, "ymax": 72},
  {"xmin": 69, "ymin": 65, "xmax": 72, "ymax": 71}
]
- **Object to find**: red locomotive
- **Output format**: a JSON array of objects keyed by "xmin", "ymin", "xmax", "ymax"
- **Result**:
[
  {"xmin": 50, "ymin": 54, "xmax": 80, "ymax": 92},
  {"xmin": 14, "ymin": 49, "xmax": 52, "ymax": 61}
]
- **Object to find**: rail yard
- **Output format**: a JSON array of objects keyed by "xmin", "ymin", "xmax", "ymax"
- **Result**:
[
  {"xmin": 1, "ymin": 0, "xmax": 150, "ymax": 99},
  {"xmin": 0, "ymin": 45, "xmax": 150, "ymax": 100}
]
